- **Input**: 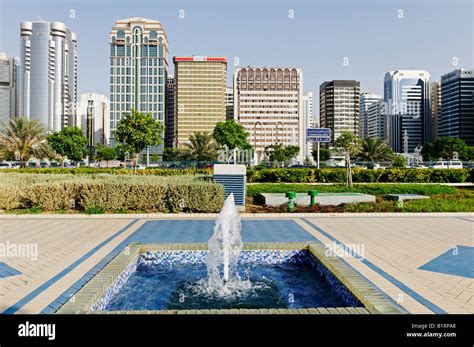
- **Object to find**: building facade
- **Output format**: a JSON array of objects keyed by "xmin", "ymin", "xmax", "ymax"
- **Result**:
[
  {"xmin": 360, "ymin": 92, "xmax": 382, "ymax": 139},
  {"xmin": 367, "ymin": 100, "xmax": 386, "ymax": 140},
  {"xmin": 109, "ymin": 17, "xmax": 169, "ymax": 152},
  {"xmin": 0, "ymin": 53, "xmax": 18, "ymax": 131},
  {"xmin": 226, "ymin": 87, "xmax": 234, "ymax": 120},
  {"xmin": 165, "ymin": 76, "xmax": 175, "ymax": 148},
  {"xmin": 439, "ymin": 69, "xmax": 474, "ymax": 145},
  {"xmin": 233, "ymin": 67, "xmax": 304, "ymax": 163},
  {"xmin": 430, "ymin": 81, "xmax": 441, "ymax": 142},
  {"xmin": 319, "ymin": 80, "xmax": 360, "ymax": 143},
  {"xmin": 173, "ymin": 56, "xmax": 227, "ymax": 146},
  {"xmin": 384, "ymin": 70, "xmax": 431, "ymax": 153},
  {"xmin": 77, "ymin": 93, "xmax": 110, "ymax": 147},
  {"xmin": 302, "ymin": 92, "xmax": 314, "ymax": 159},
  {"xmin": 19, "ymin": 21, "xmax": 77, "ymax": 131}
]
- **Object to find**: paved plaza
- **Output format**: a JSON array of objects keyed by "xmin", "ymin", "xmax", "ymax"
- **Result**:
[{"xmin": 0, "ymin": 213, "xmax": 472, "ymax": 314}]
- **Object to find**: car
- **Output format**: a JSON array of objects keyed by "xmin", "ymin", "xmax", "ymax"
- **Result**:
[
  {"xmin": 0, "ymin": 162, "xmax": 14, "ymax": 169},
  {"xmin": 431, "ymin": 160, "xmax": 463, "ymax": 169},
  {"xmin": 410, "ymin": 164, "xmax": 428, "ymax": 169}
]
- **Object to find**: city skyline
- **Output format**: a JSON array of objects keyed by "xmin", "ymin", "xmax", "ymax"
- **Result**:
[{"xmin": 1, "ymin": 0, "xmax": 472, "ymax": 108}]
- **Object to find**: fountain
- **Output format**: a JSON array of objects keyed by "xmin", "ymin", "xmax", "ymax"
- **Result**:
[{"xmin": 206, "ymin": 193, "xmax": 244, "ymax": 291}]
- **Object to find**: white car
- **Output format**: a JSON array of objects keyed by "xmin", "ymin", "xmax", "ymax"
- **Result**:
[
  {"xmin": 432, "ymin": 160, "xmax": 463, "ymax": 169},
  {"xmin": 0, "ymin": 162, "xmax": 19, "ymax": 169}
]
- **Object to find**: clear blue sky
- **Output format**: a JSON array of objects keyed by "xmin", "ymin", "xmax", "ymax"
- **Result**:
[{"xmin": 0, "ymin": 0, "xmax": 472, "ymax": 105}]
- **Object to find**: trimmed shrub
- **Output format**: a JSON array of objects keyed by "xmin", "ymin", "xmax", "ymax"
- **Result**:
[
  {"xmin": 1, "ymin": 167, "xmax": 212, "ymax": 176},
  {"xmin": 0, "ymin": 173, "xmax": 224, "ymax": 213},
  {"xmin": 0, "ymin": 184, "xmax": 21, "ymax": 210},
  {"xmin": 166, "ymin": 182, "xmax": 224, "ymax": 213},
  {"xmin": 246, "ymin": 168, "xmax": 472, "ymax": 183},
  {"xmin": 21, "ymin": 182, "xmax": 79, "ymax": 210}
]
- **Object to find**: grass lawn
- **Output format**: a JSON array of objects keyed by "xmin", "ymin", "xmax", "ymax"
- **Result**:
[{"xmin": 246, "ymin": 183, "xmax": 474, "ymax": 213}]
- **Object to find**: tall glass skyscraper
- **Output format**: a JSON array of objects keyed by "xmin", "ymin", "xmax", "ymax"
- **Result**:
[
  {"xmin": 384, "ymin": 70, "xmax": 431, "ymax": 153},
  {"xmin": 439, "ymin": 69, "xmax": 474, "ymax": 146},
  {"xmin": 19, "ymin": 21, "xmax": 77, "ymax": 131},
  {"xmin": 109, "ymin": 17, "xmax": 169, "ymax": 152},
  {"xmin": 0, "ymin": 53, "xmax": 18, "ymax": 131}
]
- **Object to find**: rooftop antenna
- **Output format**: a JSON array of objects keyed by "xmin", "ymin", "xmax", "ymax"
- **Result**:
[{"xmin": 36, "ymin": 16, "xmax": 46, "ymax": 22}]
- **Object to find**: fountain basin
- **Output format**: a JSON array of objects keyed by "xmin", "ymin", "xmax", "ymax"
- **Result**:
[{"xmin": 57, "ymin": 243, "xmax": 404, "ymax": 314}]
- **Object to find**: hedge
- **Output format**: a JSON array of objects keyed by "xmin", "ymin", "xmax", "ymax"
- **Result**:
[
  {"xmin": 0, "ymin": 174, "xmax": 224, "ymax": 212},
  {"xmin": 247, "ymin": 168, "xmax": 472, "ymax": 183},
  {"xmin": 246, "ymin": 183, "xmax": 457, "ymax": 197},
  {"xmin": 0, "ymin": 167, "xmax": 212, "ymax": 176}
]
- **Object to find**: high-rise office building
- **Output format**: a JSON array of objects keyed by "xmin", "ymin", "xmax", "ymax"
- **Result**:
[
  {"xmin": 302, "ymin": 92, "xmax": 314, "ymax": 159},
  {"xmin": 226, "ymin": 87, "xmax": 234, "ymax": 120},
  {"xmin": 430, "ymin": 81, "xmax": 441, "ymax": 142},
  {"xmin": 165, "ymin": 76, "xmax": 175, "ymax": 148},
  {"xmin": 19, "ymin": 21, "xmax": 77, "ymax": 131},
  {"xmin": 77, "ymin": 93, "xmax": 110, "ymax": 147},
  {"xmin": 367, "ymin": 100, "xmax": 386, "ymax": 140},
  {"xmin": 109, "ymin": 17, "xmax": 169, "ymax": 151},
  {"xmin": 360, "ymin": 92, "xmax": 382, "ymax": 139},
  {"xmin": 439, "ymin": 69, "xmax": 474, "ymax": 145},
  {"xmin": 384, "ymin": 70, "xmax": 431, "ymax": 153},
  {"xmin": 173, "ymin": 56, "xmax": 227, "ymax": 146},
  {"xmin": 234, "ymin": 67, "xmax": 304, "ymax": 163},
  {"xmin": 0, "ymin": 53, "xmax": 18, "ymax": 130},
  {"xmin": 319, "ymin": 80, "xmax": 360, "ymax": 143}
]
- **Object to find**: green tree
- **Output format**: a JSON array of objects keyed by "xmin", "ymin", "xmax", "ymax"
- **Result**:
[
  {"xmin": 0, "ymin": 118, "xmax": 51, "ymax": 167},
  {"xmin": 47, "ymin": 126, "xmax": 88, "ymax": 165},
  {"xmin": 114, "ymin": 109, "xmax": 165, "ymax": 172},
  {"xmin": 265, "ymin": 143, "xmax": 300, "ymax": 163},
  {"xmin": 392, "ymin": 154, "xmax": 408, "ymax": 168},
  {"xmin": 312, "ymin": 147, "xmax": 331, "ymax": 162},
  {"xmin": 334, "ymin": 131, "xmax": 361, "ymax": 187},
  {"xmin": 421, "ymin": 137, "xmax": 470, "ymax": 161},
  {"xmin": 358, "ymin": 138, "xmax": 393, "ymax": 162},
  {"xmin": 95, "ymin": 145, "xmax": 117, "ymax": 167},
  {"xmin": 213, "ymin": 119, "xmax": 251, "ymax": 149},
  {"xmin": 184, "ymin": 132, "xmax": 218, "ymax": 161}
]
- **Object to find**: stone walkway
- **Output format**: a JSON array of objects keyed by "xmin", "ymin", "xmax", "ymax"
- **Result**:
[{"xmin": 0, "ymin": 213, "xmax": 472, "ymax": 314}]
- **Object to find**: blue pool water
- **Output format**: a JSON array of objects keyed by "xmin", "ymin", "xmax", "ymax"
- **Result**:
[{"xmin": 104, "ymin": 251, "xmax": 362, "ymax": 311}]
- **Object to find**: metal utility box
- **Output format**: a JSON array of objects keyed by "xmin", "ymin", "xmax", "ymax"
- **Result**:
[{"xmin": 213, "ymin": 164, "xmax": 246, "ymax": 208}]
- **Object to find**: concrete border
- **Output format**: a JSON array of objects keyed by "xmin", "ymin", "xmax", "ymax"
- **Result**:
[{"xmin": 57, "ymin": 242, "xmax": 404, "ymax": 315}]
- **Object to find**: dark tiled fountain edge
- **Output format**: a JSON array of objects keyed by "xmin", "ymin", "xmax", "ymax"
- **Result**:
[{"xmin": 56, "ymin": 242, "xmax": 404, "ymax": 315}]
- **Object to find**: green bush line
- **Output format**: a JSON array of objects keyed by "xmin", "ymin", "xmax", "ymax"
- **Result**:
[
  {"xmin": 247, "ymin": 168, "xmax": 472, "ymax": 183},
  {"xmin": 246, "ymin": 183, "xmax": 457, "ymax": 197},
  {"xmin": 0, "ymin": 167, "xmax": 212, "ymax": 175},
  {"xmin": 0, "ymin": 174, "xmax": 224, "ymax": 213}
]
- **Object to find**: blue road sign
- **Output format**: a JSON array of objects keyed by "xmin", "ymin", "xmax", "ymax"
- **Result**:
[{"xmin": 307, "ymin": 128, "xmax": 331, "ymax": 142}]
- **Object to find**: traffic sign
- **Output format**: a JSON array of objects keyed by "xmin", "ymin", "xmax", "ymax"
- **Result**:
[{"xmin": 307, "ymin": 128, "xmax": 331, "ymax": 142}]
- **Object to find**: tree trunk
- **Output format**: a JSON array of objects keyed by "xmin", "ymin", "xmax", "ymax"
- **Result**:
[{"xmin": 345, "ymin": 152, "xmax": 353, "ymax": 188}]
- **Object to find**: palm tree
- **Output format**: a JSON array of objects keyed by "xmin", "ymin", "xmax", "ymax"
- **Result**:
[
  {"xmin": 0, "ymin": 118, "xmax": 51, "ymax": 167},
  {"xmin": 184, "ymin": 132, "xmax": 218, "ymax": 161},
  {"xmin": 358, "ymin": 138, "xmax": 393, "ymax": 162}
]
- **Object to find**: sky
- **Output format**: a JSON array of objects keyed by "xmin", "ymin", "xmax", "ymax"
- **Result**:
[{"xmin": 0, "ymin": 0, "xmax": 472, "ymax": 107}]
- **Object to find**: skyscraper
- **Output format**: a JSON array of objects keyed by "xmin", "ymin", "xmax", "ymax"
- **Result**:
[
  {"xmin": 319, "ymin": 80, "xmax": 360, "ymax": 143},
  {"xmin": 430, "ymin": 81, "xmax": 441, "ymax": 142},
  {"xmin": 234, "ymin": 67, "xmax": 304, "ymax": 163},
  {"xmin": 19, "ymin": 21, "xmax": 77, "ymax": 131},
  {"xmin": 367, "ymin": 100, "xmax": 386, "ymax": 140},
  {"xmin": 109, "ymin": 17, "xmax": 169, "ymax": 151},
  {"xmin": 165, "ymin": 76, "xmax": 175, "ymax": 148},
  {"xmin": 302, "ymin": 92, "xmax": 314, "ymax": 159},
  {"xmin": 77, "ymin": 93, "xmax": 110, "ymax": 147},
  {"xmin": 384, "ymin": 70, "xmax": 431, "ymax": 153},
  {"xmin": 173, "ymin": 56, "xmax": 227, "ymax": 146},
  {"xmin": 360, "ymin": 92, "xmax": 382, "ymax": 139},
  {"xmin": 439, "ymin": 69, "xmax": 474, "ymax": 145},
  {"xmin": 226, "ymin": 87, "xmax": 234, "ymax": 120},
  {"xmin": 0, "ymin": 53, "xmax": 18, "ymax": 131}
]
